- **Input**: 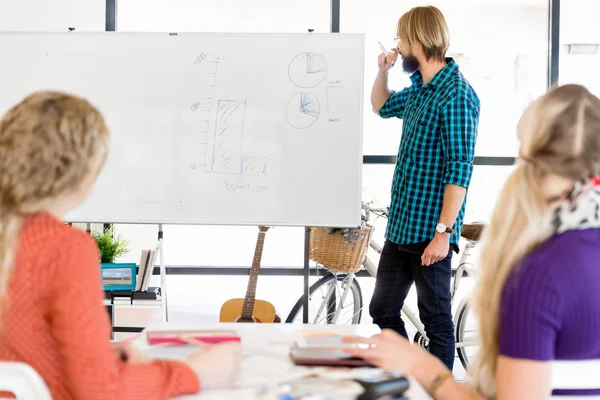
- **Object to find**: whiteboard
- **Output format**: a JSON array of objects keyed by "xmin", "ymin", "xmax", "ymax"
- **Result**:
[{"xmin": 0, "ymin": 32, "xmax": 364, "ymax": 227}]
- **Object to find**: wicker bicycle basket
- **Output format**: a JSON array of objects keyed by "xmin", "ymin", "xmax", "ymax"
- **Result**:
[{"xmin": 309, "ymin": 226, "xmax": 372, "ymax": 274}]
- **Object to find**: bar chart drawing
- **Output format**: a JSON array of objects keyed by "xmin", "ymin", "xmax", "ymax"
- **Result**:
[
  {"xmin": 206, "ymin": 99, "xmax": 247, "ymax": 174},
  {"xmin": 242, "ymin": 156, "xmax": 269, "ymax": 176},
  {"xmin": 202, "ymin": 98, "xmax": 276, "ymax": 178}
]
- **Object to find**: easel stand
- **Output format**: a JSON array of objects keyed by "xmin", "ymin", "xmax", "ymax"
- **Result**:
[
  {"xmin": 158, "ymin": 224, "xmax": 168, "ymax": 323},
  {"xmin": 303, "ymin": 227, "xmax": 310, "ymax": 323}
]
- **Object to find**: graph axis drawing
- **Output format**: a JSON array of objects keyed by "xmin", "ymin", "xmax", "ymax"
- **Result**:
[
  {"xmin": 286, "ymin": 92, "xmax": 321, "ymax": 129},
  {"xmin": 288, "ymin": 52, "xmax": 328, "ymax": 88}
]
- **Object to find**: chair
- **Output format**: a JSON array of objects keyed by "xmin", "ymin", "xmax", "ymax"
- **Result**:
[
  {"xmin": 0, "ymin": 362, "xmax": 52, "ymax": 399},
  {"xmin": 550, "ymin": 360, "xmax": 600, "ymax": 399}
]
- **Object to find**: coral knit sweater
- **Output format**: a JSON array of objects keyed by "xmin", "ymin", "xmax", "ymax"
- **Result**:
[{"xmin": 0, "ymin": 213, "xmax": 200, "ymax": 399}]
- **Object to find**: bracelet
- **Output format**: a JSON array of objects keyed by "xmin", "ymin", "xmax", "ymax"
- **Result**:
[{"xmin": 427, "ymin": 370, "xmax": 453, "ymax": 396}]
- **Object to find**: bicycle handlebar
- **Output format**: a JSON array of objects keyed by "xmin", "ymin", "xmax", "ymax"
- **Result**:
[{"xmin": 362, "ymin": 202, "xmax": 389, "ymax": 217}]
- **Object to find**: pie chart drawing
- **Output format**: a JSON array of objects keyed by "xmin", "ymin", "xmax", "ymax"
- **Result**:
[
  {"xmin": 286, "ymin": 92, "xmax": 320, "ymax": 129},
  {"xmin": 288, "ymin": 52, "xmax": 328, "ymax": 88}
]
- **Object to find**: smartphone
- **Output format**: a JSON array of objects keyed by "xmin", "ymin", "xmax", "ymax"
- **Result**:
[{"xmin": 355, "ymin": 374, "xmax": 410, "ymax": 400}]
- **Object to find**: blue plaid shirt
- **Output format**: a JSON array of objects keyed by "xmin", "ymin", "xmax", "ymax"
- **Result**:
[{"xmin": 379, "ymin": 58, "xmax": 480, "ymax": 246}]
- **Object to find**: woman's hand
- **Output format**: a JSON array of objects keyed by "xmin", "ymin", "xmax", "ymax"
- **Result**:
[
  {"xmin": 344, "ymin": 329, "xmax": 470, "ymax": 399},
  {"xmin": 343, "ymin": 329, "xmax": 424, "ymax": 374},
  {"xmin": 113, "ymin": 342, "xmax": 152, "ymax": 364},
  {"xmin": 183, "ymin": 342, "xmax": 242, "ymax": 389}
]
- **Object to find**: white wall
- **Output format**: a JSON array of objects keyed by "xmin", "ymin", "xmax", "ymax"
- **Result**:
[
  {"xmin": 561, "ymin": 0, "xmax": 600, "ymax": 43},
  {"xmin": 559, "ymin": 0, "xmax": 600, "ymax": 95},
  {"xmin": 0, "ymin": 0, "xmax": 105, "ymax": 31}
]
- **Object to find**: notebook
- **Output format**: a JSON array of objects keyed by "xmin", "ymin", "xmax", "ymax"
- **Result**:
[
  {"xmin": 146, "ymin": 329, "xmax": 241, "ymax": 345},
  {"xmin": 140, "ymin": 243, "xmax": 159, "ymax": 291},
  {"xmin": 135, "ymin": 250, "xmax": 150, "ymax": 291},
  {"xmin": 290, "ymin": 334, "xmax": 372, "ymax": 367}
]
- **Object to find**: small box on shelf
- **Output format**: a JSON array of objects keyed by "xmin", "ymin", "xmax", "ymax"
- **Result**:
[{"xmin": 101, "ymin": 263, "xmax": 137, "ymax": 291}]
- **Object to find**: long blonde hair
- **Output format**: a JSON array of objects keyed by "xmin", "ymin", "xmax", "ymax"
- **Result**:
[
  {"xmin": 396, "ymin": 6, "xmax": 450, "ymax": 62},
  {"xmin": 471, "ymin": 84, "xmax": 600, "ymax": 397},
  {"xmin": 0, "ymin": 91, "xmax": 109, "ymax": 321}
]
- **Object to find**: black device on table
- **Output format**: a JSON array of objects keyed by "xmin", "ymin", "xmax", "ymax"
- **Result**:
[{"xmin": 355, "ymin": 374, "xmax": 410, "ymax": 400}]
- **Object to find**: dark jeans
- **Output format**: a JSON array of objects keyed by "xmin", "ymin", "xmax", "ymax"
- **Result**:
[{"xmin": 369, "ymin": 241, "xmax": 455, "ymax": 370}]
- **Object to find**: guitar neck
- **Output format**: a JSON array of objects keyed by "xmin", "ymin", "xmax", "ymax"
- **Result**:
[{"xmin": 240, "ymin": 229, "xmax": 266, "ymax": 320}]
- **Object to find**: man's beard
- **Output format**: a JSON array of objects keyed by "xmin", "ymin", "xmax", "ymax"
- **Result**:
[{"xmin": 401, "ymin": 54, "xmax": 420, "ymax": 74}]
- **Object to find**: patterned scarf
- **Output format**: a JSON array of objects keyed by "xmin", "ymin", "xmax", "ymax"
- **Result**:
[{"xmin": 550, "ymin": 176, "xmax": 600, "ymax": 235}]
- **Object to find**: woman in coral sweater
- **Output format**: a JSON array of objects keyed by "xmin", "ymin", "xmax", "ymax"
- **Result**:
[{"xmin": 0, "ymin": 91, "xmax": 241, "ymax": 399}]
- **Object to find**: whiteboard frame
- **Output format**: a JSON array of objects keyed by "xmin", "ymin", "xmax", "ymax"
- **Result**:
[{"xmin": 0, "ymin": 31, "xmax": 365, "ymax": 227}]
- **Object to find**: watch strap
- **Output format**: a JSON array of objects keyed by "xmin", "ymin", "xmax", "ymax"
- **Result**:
[
  {"xmin": 427, "ymin": 370, "xmax": 452, "ymax": 396},
  {"xmin": 437, "ymin": 223, "xmax": 456, "ymax": 235}
]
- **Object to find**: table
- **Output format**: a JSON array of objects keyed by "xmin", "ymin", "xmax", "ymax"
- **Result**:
[{"xmin": 136, "ymin": 323, "xmax": 432, "ymax": 399}]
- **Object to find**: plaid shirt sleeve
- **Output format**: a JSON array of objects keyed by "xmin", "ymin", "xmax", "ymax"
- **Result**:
[
  {"xmin": 378, "ymin": 88, "xmax": 410, "ymax": 119},
  {"xmin": 441, "ymin": 95, "xmax": 479, "ymax": 188}
]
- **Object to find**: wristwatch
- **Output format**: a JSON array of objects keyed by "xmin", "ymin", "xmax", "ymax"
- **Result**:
[{"xmin": 435, "ymin": 222, "xmax": 455, "ymax": 234}]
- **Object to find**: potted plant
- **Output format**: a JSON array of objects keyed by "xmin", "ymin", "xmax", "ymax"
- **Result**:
[{"xmin": 93, "ymin": 226, "xmax": 136, "ymax": 291}]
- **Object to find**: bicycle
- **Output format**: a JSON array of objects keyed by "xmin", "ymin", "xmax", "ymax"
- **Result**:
[{"xmin": 285, "ymin": 202, "xmax": 482, "ymax": 370}]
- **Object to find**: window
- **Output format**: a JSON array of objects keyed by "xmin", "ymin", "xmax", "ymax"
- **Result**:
[
  {"xmin": 341, "ymin": 0, "xmax": 548, "ymax": 157},
  {"xmin": 559, "ymin": 0, "xmax": 600, "ymax": 95},
  {"xmin": 118, "ymin": 0, "xmax": 329, "ymax": 33},
  {"xmin": 465, "ymin": 165, "xmax": 514, "ymax": 222},
  {"xmin": 361, "ymin": 162, "xmax": 514, "ymax": 225},
  {"xmin": 362, "ymin": 164, "xmax": 394, "ymax": 207},
  {"xmin": 0, "ymin": 0, "xmax": 105, "ymax": 31}
]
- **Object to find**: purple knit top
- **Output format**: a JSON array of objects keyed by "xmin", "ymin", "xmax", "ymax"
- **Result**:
[{"xmin": 500, "ymin": 228, "xmax": 600, "ymax": 395}]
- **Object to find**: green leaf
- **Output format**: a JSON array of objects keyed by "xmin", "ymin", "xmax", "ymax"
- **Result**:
[{"xmin": 92, "ymin": 226, "xmax": 130, "ymax": 264}]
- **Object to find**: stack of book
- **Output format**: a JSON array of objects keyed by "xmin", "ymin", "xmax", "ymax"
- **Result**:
[{"xmin": 136, "ymin": 243, "xmax": 160, "ymax": 292}]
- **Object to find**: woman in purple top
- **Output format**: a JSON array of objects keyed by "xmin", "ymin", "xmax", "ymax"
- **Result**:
[{"xmin": 345, "ymin": 84, "xmax": 600, "ymax": 399}]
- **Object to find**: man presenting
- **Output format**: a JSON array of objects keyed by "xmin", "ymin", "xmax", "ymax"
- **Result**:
[{"xmin": 369, "ymin": 6, "xmax": 480, "ymax": 370}]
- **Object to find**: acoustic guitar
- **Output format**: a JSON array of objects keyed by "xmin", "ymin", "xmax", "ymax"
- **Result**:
[{"xmin": 219, "ymin": 226, "xmax": 281, "ymax": 323}]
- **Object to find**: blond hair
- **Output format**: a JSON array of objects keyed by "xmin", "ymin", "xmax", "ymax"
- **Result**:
[
  {"xmin": 396, "ymin": 6, "xmax": 449, "ymax": 62},
  {"xmin": 0, "ymin": 91, "xmax": 109, "ymax": 322},
  {"xmin": 471, "ymin": 84, "xmax": 600, "ymax": 397}
]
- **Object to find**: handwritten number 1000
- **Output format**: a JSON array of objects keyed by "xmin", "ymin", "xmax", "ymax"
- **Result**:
[{"xmin": 194, "ymin": 53, "xmax": 207, "ymax": 65}]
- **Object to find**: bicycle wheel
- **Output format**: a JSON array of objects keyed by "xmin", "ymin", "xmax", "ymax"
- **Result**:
[
  {"xmin": 285, "ymin": 273, "xmax": 363, "ymax": 324},
  {"xmin": 455, "ymin": 298, "xmax": 478, "ymax": 370}
]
